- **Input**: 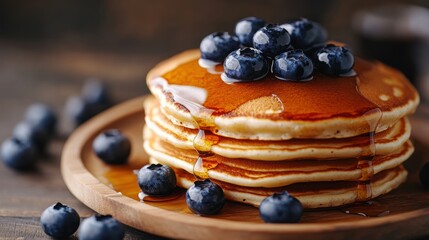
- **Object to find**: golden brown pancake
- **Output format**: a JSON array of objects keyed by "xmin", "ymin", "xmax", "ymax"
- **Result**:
[
  {"xmin": 144, "ymin": 96, "xmax": 411, "ymax": 161},
  {"xmin": 147, "ymin": 50, "xmax": 419, "ymax": 140},
  {"xmin": 172, "ymin": 166, "xmax": 407, "ymax": 208}
]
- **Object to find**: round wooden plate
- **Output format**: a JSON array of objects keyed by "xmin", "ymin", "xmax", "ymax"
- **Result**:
[{"xmin": 62, "ymin": 96, "xmax": 429, "ymax": 240}]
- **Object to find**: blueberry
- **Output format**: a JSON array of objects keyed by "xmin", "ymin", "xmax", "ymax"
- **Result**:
[
  {"xmin": 253, "ymin": 24, "xmax": 291, "ymax": 58},
  {"xmin": 78, "ymin": 214, "xmax": 124, "ymax": 240},
  {"xmin": 25, "ymin": 103, "xmax": 57, "ymax": 136},
  {"xmin": 82, "ymin": 79, "xmax": 112, "ymax": 110},
  {"xmin": 313, "ymin": 44, "xmax": 355, "ymax": 75},
  {"xmin": 1, "ymin": 138, "xmax": 37, "ymax": 170},
  {"xmin": 259, "ymin": 191, "xmax": 303, "ymax": 223},
  {"xmin": 186, "ymin": 179, "xmax": 225, "ymax": 215},
  {"xmin": 13, "ymin": 121, "xmax": 49, "ymax": 153},
  {"xmin": 200, "ymin": 32, "xmax": 240, "ymax": 63},
  {"xmin": 281, "ymin": 18, "xmax": 327, "ymax": 50},
  {"xmin": 93, "ymin": 129, "xmax": 131, "ymax": 164},
  {"xmin": 272, "ymin": 49, "xmax": 314, "ymax": 81},
  {"xmin": 65, "ymin": 95, "xmax": 95, "ymax": 126},
  {"xmin": 420, "ymin": 162, "xmax": 429, "ymax": 188},
  {"xmin": 138, "ymin": 163, "xmax": 176, "ymax": 195},
  {"xmin": 40, "ymin": 202, "xmax": 80, "ymax": 238},
  {"xmin": 235, "ymin": 17, "xmax": 266, "ymax": 46},
  {"xmin": 222, "ymin": 47, "xmax": 269, "ymax": 82}
]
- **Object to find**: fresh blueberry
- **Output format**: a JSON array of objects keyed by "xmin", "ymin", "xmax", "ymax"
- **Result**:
[
  {"xmin": 313, "ymin": 44, "xmax": 355, "ymax": 75},
  {"xmin": 93, "ymin": 129, "xmax": 131, "ymax": 164},
  {"xmin": 253, "ymin": 24, "xmax": 291, "ymax": 58},
  {"xmin": 222, "ymin": 47, "xmax": 269, "ymax": 82},
  {"xmin": 259, "ymin": 191, "xmax": 303, "ymax": 223},
  {"xmin": 65, "ymin": 95, "xmax": 95, "ymax": 126},
  {"xmin": 200, "ymin": 32, "xmax": 240, "ymax": 63},
  {"xmin": 1, "ymin": 138, "xmax": 37, "ymax": 170},
  {"xmin": 25, "ymin": 103, "xmax": 57, "ymax": 136},
  {"xmin": 40, "ymin": 202, "xmax": 80, "ymax": 238},
  {"xmin": 82, "ymin": 79, "xmax": 112, "ymax": 111},
  {"xmin": 186, "ymin": 179, "xmax": 225, "ymax": 215},
  {"xmin": 78, "ymin": 214, "xmax": 124, "ymax": 240},
  {"xmin": 138, "ymin": 163, "xmax": 176, "ymax": 195},
  {"xmin": 235, "ymin": 17, "xmax": 266, "ymax": 46},
  {"xmin": 420, "ymin": 162, "xmax": 429, "ymax": 188},
  {"xmin": 13, "ymin": 121, "xmax": 49, "ymax": 153},
  {"xmin": 281, "ymin": 18, "xmax": 327, "ymax": 50},
  {"xmin": 272, "ymin": 49, "xmax": 314, "ymax": 81}
]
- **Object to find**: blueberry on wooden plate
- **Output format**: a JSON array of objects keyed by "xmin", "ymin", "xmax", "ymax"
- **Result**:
[
  {"xmin": 79, "ymin": 214, "xmax": 124, "ymax": 240},
  {"xmin": 186, "ymin": 179, "xmax": 225, "ymax": 215},
  {"xmin": 253, "ymin": 24, "xmax": 291, "ymax": 58},
  {"xmin": 235, "ymin": 17, "xmax": 266, "ymax": 46},
  {"xmin": 40, "ymin": 202, "xmax": 80, "ymax": 238},
  {"xmin": 1, "ymin": 137, "xmax": 37, "ymax": 170},
  {"xmin": 92, "ymin": 129, "xmax": 131, "ymax": 164},
  {"xmin": 222, "ymin": 47, "xmax": 269, "ymax": 82},
  {"xmin": 259, "ymin": 191, "xmax": 303, "ymax": 223},
  {"xmin": 200, "ymin": 32, "xmax": 240, "ymax": 63},
  {"xmin": 138, "ymin": 163, "xmax": 177, "ymax": 195}
]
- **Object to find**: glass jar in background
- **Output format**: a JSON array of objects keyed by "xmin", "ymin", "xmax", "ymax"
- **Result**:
[{"xmin": 353, "ymin": 4, "xmax": 429, "ymax": 103}]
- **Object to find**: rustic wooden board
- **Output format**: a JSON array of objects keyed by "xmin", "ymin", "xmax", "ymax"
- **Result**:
[{"xmin": 61, "ymin": 96, "xmax": 429, "ymax": 240}]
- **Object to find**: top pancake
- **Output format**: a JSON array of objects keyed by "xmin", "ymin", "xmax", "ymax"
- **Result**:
[{"xmin": 147, "ymin": 49, "xmax": 419, "ymax": 140}]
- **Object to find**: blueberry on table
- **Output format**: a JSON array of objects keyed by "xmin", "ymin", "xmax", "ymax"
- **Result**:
[
  {"xmin": 186, "ymin": 179, "xmax": 225, "ymax": 215},
  {"xmin": 40, "ymin": 202, "xmax": 80, "ymax": 238},
  {"xmin": 259, "ymin": 191, "xmax": 303, "ymax": 223},
  {"xmin": 138, "ymin": 163, "xmax": 177, "ymax": 195},
  {"xmin": 313, "ymin": 44, "xmax": 355, "ymax": 76},
  {"xmin": 79, "ymin": 214, "xmax": 125, "ymax": 240},
  {"xmin": 281, "ymin": 18, "xmax": 327, "ymax": 50},
  {"xmin": 1, "ymin": 137, "xmax": 37, "ymax": 170},
  {"xmin": 235, "ymin": 16, "xmax": 266, "ymax": 46},
  {"xmin": 253, "ymin": 24, "xmax": 291, "ymax": 58},
  {"xmin": 273, "ymin": 49, "xmax": 314, "ymax": 81},
  {"xmin": 420, "ymin": 162, "xmax": 429, "ymax": 188},
  {"xmin": 92, "ymin": 129, "xmax": 131, "ymax": 164},
  {"xmin": 25, "ymin": 103, "xmax": 57, "ymax": 136},
  {"xmin": 65, "ymin": 95, "xmax": 95, "ymax": 126},
  {"xmin": 222, "ymin": 47, "xmax": 269, "ymax": 82},
  {"xmin": 82, "ymin": 79, "xmax": 112, "ymax": 110},
  {"xmin": 200, "ymin": 32, "xmax": 240, "ymax": 63},
  {"xmin": 13, "ymin": 121, "xmax": 49, "ymax": 153}
]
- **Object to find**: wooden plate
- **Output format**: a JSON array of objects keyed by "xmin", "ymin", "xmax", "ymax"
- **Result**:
[{"xmin": 61, "ymin": 96, "xmax": 429, "ymax": 240}]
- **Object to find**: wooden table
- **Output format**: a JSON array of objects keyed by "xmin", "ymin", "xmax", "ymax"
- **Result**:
[
  {"xmin": 0, "ymin": 42, "xmax": 169, "ymax": 239},
  {"xmin": 1, "ymin": 42, "xmax": 429, "ymax": 239}
]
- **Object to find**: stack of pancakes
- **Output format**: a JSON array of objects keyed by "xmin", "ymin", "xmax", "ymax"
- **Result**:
[{"xmin": 143, "ymin": 50, "xmax": 419, "ymax": 208}]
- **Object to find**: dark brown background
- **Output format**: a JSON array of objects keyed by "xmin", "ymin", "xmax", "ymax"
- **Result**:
[{"xmin": 1, "ymin": 0, "xmax": 429, "ymax": 239}]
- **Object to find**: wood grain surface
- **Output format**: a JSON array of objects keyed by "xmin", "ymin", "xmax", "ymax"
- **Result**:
[{"xmin": 62, "ymin": 96, "xmax": 429, "ymax": 240}]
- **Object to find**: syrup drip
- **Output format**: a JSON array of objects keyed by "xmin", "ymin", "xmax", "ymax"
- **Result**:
[
  {"xmin": 354, "ymin": 77, "xmax": 384, "ymax": 208},
  {"xmin": 192, "ymin": 129, "xmax": 219, "ymax": 180},
  {"xmin": 341, "ymin": 200, "xmax": 390, "ymax": 217},
  {"xmin": 138, "ymin": 189, "xmax": 183, "ymax": 202}
]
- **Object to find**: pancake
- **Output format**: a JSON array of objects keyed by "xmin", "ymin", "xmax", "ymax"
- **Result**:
[
  {"xmin": 147, "ymin": 49, "xmax": 419, "ymax": 140},
  {"xmin": 172, "ymin": 166, "xmax": 407, "ymax": 208},
  {"xmin": 144, "ymin": 127, "xmax": 413, "ymax": 188},
  {"xmin": 144, "ymin": 96, "xmax": 411, "ymax": 161}
]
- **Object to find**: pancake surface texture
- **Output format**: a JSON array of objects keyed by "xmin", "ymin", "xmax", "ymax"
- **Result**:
[{"xmin": 143, "ymin": 49, "xmax": 419, "ymax": 208}]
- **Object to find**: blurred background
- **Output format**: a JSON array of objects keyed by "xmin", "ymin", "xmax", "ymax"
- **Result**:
[
  {"xmin": 1, "ymin": 1, "xmax": 429, "ymax": 238},
  {"xmin": 1, "ymin": 0, "xmax": 429, "ymax": 102}
]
